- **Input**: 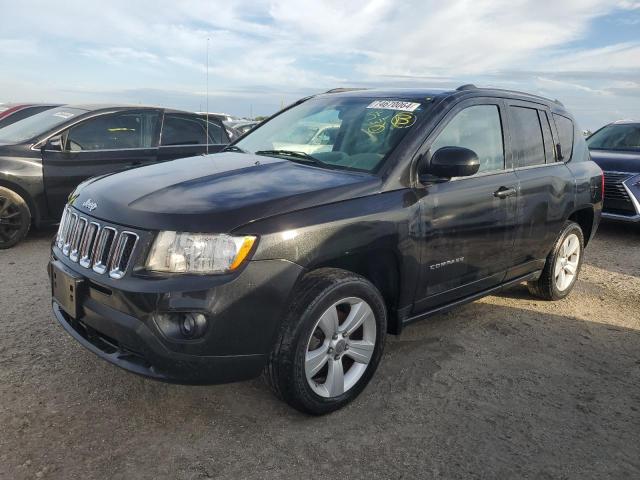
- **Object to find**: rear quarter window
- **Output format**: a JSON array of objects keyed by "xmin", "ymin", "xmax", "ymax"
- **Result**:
[{"xmin": 553, "ymin": 114, "xmax": 574, "ymax": 161}]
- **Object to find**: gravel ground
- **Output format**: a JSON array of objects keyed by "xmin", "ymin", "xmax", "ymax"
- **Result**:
[{"xmin": 0, "ymin": 221, "xmax": 639, "ymax": 480}]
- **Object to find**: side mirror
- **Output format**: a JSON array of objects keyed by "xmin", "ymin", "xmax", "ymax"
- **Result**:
[
  {"xmin": 43, "ymin": 134, "xmax": 63, "ymax": 152},
  {"xmin": 420, "ymin": 146, "xmax": 480, "ymax": 181}
]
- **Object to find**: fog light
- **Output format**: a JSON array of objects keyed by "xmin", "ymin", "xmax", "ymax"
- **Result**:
[
  {"xmin": 180, "ymin": 313, "xmax": 207, "ymax": 339},
  {"xmin": 155, "ymin": 312, "xmax": 208, "ymax": 340}
]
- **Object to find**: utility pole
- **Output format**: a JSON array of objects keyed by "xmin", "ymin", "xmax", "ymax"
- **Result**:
[{"xmin": 205, "ymin": 37, "xmax": 210, "ymax": 155}]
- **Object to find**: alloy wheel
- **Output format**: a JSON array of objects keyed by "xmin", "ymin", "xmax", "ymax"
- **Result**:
[
  {"xmin": 554, "ymin": 233, "xmax": 580, "ymax": 291},
  {"xmin": 305, "ymin": 296, "xmax": 377, "ymax": 398},
  {"xmin": 0, "ymin": 195, "xmax": 23, "ymax": 244}
]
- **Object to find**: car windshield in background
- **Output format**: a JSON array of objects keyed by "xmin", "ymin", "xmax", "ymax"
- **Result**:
[
  {"xmin": 587, "ymin": 123, "xmax": 640, "ymax": 152},
  {"xmin": 0, "ymin": 107, "xmax": 86, "ymax": 144},
  {"xmin": 235, "ymin": 97, "xmax": 431, "ymax": 173}
]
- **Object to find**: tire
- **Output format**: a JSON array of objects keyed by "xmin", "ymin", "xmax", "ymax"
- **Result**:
[
  {"xmin": 265, "ymin": 268, "xmax": 387, "ymax": 415},
  {"xmin": 527, "ymin": 221, "xmax": 584, "ymax": 300},
  {"xmin": 0, "ymin": 186, "xmax": 31, "ymax": 249}
]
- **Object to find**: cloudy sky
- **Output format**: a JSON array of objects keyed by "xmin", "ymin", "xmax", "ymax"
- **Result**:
[{"xmin": 0, "ymin": 0, "xmax": 639, "ymax": 129}]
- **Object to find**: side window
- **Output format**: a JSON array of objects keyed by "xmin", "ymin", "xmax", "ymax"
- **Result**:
[
  {"xmin": 161, "ymin": 115, "xmax": 206, "ymax": 146},
  {"xmin": 204, "ymin": 118, "xmax": 226, "ymax": 144},
  {"xmin": 509, "ymin": 106, "xmax": 545, "ymax": 167},
  {"xmin": 66, "ymin": 111, "xmax": 159, "ymax": 151},
  {"xmin": 539, "ymin": 111, "xmax": 556, "ymax": 163},
  {"xmin": 431, "ymin": 105, "xmax": 505, "ymax": 173},
  {"xmin": 161, "ymin": 114, "xmax": 226, "ymax": 146},
  {"xmin": 553, "ymin": 114, "xmax": 574, "ymax": 161}
]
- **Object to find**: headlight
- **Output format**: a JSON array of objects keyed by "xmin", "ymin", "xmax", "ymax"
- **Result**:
[{"xmin": 146, "ymin": 232, "xmax": 257, "ymax": 274}]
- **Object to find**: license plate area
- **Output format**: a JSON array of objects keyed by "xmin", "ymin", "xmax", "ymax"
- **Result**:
[{"xmin": 51, "ymin": 260, "xmax": 85, "ymax": 319}]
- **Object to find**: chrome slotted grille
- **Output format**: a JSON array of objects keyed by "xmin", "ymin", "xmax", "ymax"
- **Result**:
[
  {"xmin": 55, "ymin": 207, "xmax": 139, "ymax": 279},
  {"xmin": 603, "ymin": 171, "xmax": 635, "ymax": 214}
]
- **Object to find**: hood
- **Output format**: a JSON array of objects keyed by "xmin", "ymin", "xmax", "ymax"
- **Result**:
[
  {"xmin": 589, "ymin": 149, "xmax": 640, "ymax": 174},
  {"xmin": 71, "ymin": 152, "xmax": 381, "ymax": 232}
]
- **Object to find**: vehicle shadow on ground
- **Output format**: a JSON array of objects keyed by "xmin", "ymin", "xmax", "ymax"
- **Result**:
[
  {"xmin": 3, "ymin": 257, "xmax": 640, "ymax": 480},
  {"xmin": 10, "ymin": 302, "xmax": 640, "ymax": 478}
]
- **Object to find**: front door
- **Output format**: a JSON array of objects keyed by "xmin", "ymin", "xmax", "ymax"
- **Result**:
[
  {"xmin": 42, "ymin": 109, "xmax": 160, "ymax": 217},
  {"xmin": 413, "ymin": 100, "xmax": 519, "ymax": 312}
]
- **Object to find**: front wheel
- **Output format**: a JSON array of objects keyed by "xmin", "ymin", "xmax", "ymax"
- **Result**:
[
  {"xmin": 265, "ymin": 268, "xmax": 387, "ymax": 415},
  {"xmin": 0, "ymin": 187, "xmax": 31, "ymax": 249},
  {"xmin": 528, "ymin": 221, "xmax": 584, "ymax": 300}
]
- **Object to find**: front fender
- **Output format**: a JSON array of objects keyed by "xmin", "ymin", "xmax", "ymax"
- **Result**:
[{"xmin": 0, "ymin": 155, "xmax": 47, "ymax": 225}]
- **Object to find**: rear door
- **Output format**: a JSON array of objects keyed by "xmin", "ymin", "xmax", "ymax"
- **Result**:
[
  {"xmin": 413, "ymin": 98, "xmax": 519, "ymax": 312},
  {"xmin": 157, "ymin": 113, "xmax": 228, "ymax": 162},
  {"xmin": 504, "ymin": 101, "xmax": 574, "ymax": 280},
  {"xmin": 42, "ymin": 109, "xmax": 160, "ymax": 217}
]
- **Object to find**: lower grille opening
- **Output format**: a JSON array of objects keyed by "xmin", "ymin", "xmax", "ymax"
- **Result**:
[{"xmin": 89, "ymin": 281, "xmax": 112, "ymax": 296}]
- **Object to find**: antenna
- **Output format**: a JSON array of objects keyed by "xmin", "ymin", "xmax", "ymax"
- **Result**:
[{"xmin": 206, "ymin": 37, "xmax": 210, "ymax": 155}]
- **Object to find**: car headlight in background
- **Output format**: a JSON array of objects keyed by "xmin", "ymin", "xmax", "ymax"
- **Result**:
[{"xmin": 146, "ymin": 232, "xmax": 257, "ymax": 274}]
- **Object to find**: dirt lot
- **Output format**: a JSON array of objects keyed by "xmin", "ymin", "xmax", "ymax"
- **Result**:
[{"xmin": 0, "ymin": 222, "xmax": 639, "ymax": 480}]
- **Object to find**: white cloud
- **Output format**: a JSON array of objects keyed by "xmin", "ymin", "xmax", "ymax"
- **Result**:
[{"xmin": 0, "ymin": 0, "xmax": 639, "ymax": 125}]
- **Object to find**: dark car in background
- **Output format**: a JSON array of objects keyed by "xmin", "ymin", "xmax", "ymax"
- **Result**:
[
  {"xmin": 587, "ymin": 120, "xmax": 640, "ymax": 222},
  {"xmin": 0, "ymin": 103, "xmax": 60, "ymax": 129},
  {"xmin": 0, "ymin": 105, "xmax": 229, "ymax": 248},
  {"xmin": 49, "ymin": 86, "xmax": 602, "ymax": 414}
]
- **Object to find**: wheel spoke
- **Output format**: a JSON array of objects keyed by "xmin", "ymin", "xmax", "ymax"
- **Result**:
[
  {"xmin": 345, "ymin": 340, "xmax": 374, "ymax": 364},
  {"xmin": 564, "ymin": 262, "xmax": 577, "ymax": 275},
  {"xmin": 0, "ymin": 199, "xmax": 9, "ymax": 216},
  {"xmin": 340, "ymin": 301, "xmax": 372, "ymax": 336},
  {"xmin": 317, "ymin": 306, "xmax": 339, "ymax": 337},
  {"xmin": 566, "ymin": 237, "xmax": 579, "ymax": 256},
  {"xmin": 558, "ymin": 269, "xmax": 566, "ymax": 289},
  {"xmin": 554, "ymin": 260, "xmax": 563, "ymax": 279},
  {"xmin": 325, "ymin": 358, "xmax": 344, "ymax": 396},
  {"xmin": 305, "ymin": 347, "xmax": 329, "ymax": 378}
]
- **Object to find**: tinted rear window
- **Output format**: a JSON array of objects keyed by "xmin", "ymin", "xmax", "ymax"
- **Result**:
[
  {"xmin": 510, "ymin": 106, "xmax": 546, "ymax": 167},
  {"xmin": 161, "ymin": 114, "xmax": 225, "ymax": 145},
  {"xmin": 553, "ymin": 114, "xmax": 574, "ymax": 160}
]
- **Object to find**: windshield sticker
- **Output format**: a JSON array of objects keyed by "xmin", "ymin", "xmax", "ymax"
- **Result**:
[
  {"xmin": 53, "ymin": 112, "xmax": 76, "ymax": 119},
  {"xmin": 366, "ymin": 100, "xmax": 420, "ymax": 112},
  {"xmin": 365, "ymin": 110, "xmax": 391, "ymax": 134},
  {"xmin": 391, "ymin": 112, "xmax": 416, "ymax": 129}
]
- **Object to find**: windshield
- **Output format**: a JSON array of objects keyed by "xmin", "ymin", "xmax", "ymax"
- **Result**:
[
  {"xmin": 587, "ymin": 124, "xmax": 640, "ymax": 152},
  {"xmin": 235, "ymin": 96, "xmax": 431, "ymax": 172},
  {"xmin": 0, "ymin": 107, "xmax": 86, "ymax": 144}
]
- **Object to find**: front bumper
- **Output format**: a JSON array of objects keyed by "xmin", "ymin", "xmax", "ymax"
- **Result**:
[
  {"xmin": 601, "ymin": 211, "xmax": 640, "ymax": 223},
  {"xmin": 49, "ymin": 254, "xmax": 304, "ymax": 384}
]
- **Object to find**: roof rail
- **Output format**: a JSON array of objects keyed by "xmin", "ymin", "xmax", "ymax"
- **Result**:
[
  {"xmin": 456, "ymin": 84, "xmax": 477, "ymax": 91},
  {"xmin": 324, "ymin": 87, "xmax": 368, "ymax": 94}
]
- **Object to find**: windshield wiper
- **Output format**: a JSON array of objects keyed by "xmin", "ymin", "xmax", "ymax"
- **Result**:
[
  {"xmin": 222, "ymin": 144, "xmax": 247, "ymax": 153},
  {"xmin": 254, "ymin": 149, "xmax": 329, "ymax": 168}
]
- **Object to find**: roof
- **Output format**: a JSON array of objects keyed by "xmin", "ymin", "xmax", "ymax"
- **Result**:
[
  {"xmin": 319, "ymin": 85, "xmax": 562, "ymax": 107},
  {"xmin": 60, "ymin": 104, "xmax": 194, "ymax": 114},
  {"xmin": 612, "ymin": 119, "xmax": 640, "ymax": 125},
  {"xmin": 0, "ymin": 102, "xmax": 60, "ymax": 109}
]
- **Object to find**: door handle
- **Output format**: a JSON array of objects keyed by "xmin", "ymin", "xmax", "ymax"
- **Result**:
[{"xmin": 494, "ymin": 186, "xmax": 516, "ymax": 199}]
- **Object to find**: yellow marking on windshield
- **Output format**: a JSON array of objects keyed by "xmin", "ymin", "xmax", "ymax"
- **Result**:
[{"xmin": 391, "ymin": 112, "xmax": 416, "ymax": 129}]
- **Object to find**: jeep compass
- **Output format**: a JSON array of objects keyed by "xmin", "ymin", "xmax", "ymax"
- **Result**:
[{"xmin": 49, "ymin": 86, "xmax": 603, "ymax": 414}]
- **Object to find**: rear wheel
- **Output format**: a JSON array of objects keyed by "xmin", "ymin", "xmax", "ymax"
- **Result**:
[
  {"xmin": 0, "ymin": 187, "xmax": 31, "ymax": 249},
  {"xmin": 528, "ymin": 221, "xmax": 584, "ymax": 300},
  {"xmin": 265, "ymin": 268, "xmax": 387, "ymax": 415}
]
